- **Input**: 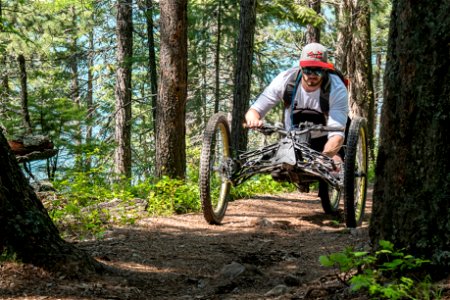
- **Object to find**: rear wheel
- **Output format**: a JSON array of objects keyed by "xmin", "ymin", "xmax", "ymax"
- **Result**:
[
  {"xmin": 343, "ymin": 117, "xmax": 368, "ymax": 227},
  {"xmin": 319, "ymin": 180, "xmax": 341, "ymax": 214},
  {"xmin": 199, "ymin": 113, "xmax": 232, "ymax": 224}
]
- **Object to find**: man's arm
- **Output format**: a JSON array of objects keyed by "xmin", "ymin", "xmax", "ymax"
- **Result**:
[
  {"xmin": 323, "ymin": 135, "xmax": 344, "ymax": 170},
  {"xmin": 323, "ymin": 134, "xmax": 344, "ymax": 158},
  {"xmin": 327, "ymin": 74, "xmax": 349, "ymax": 139},
  {"xmin": 324, "ymin": 74, "xmax": 348, "ymax": 163},
  {"xmin": 245, "ymin": 68, "xmax": 298, "ymax": 128}
]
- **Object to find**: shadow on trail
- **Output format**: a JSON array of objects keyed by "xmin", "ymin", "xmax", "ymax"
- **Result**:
[
  {"xmin": 0, "ymin": 193, "xmax": 372, "ymax": 300},
  {"xmin": 240, "ymin": 194, "xmax": 321, "ymax": 204}
]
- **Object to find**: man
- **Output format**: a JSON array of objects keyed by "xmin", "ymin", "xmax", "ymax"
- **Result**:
[{"xmin": 245, "ymin": 42, "xmax": 348, "ymax": 166}]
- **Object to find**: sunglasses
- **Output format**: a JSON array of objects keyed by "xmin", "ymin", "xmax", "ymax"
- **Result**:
[{"xmin": 302, "ymin": 68, "xmax": 324, "ymax": 77}]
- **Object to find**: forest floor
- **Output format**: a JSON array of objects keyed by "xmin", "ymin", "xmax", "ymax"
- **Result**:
[{"xmin": 1, "ymin": 188, "xmax": 449, "ymax": 299}]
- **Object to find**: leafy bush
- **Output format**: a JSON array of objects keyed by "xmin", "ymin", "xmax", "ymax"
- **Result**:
[
  {"xmin": 319, "ymin": 240, "xmax": 440, "ymax": 299},
  {"xmin": 48, "ymin": 161, "xmax": 297, "ymax": 239},
  {"xmin": 147, "ymin": 176, "xmax": 200, "ymax": 215},
  {"xmin": 0, "ymin": 249, "xmax": 18, "ymax": 263},
  {"xmin": 50, "ymin": 169, "xmax": 150, "ymax": 239},
  {"xmin": 230, "ymin": 174, "xmax": 295, "ymax": 199}
]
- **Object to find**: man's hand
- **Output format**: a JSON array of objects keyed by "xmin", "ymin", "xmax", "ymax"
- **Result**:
[
  {"xmin": 323, "ymin": 135, "xmax": 344, "ymax": 175},
  {"xmin": 331, "ymin": 154, "xmax": 343, "ymax": 172},
  {"xmin": 245, "ymin": 108, "xmax": 263, "ymax": 128}
]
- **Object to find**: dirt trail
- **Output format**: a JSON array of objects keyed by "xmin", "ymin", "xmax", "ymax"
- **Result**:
[{"xmin": 0, "ymin": 190, "xmax": 372, "ymax": 300}]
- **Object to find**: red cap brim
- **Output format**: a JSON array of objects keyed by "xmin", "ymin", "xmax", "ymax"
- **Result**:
[{"xmin": 300, "ymin": 61, "xmax": 334, "ymax": 70}]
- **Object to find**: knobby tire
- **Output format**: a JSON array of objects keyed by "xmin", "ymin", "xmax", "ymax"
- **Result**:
[
  {"xmin": 343, "ymin": 117, "xmax": 368, "ymax": 227},
  {"xmin": 319, "ymin": 180, "xmax": 341, "ymax": 214},
  {"xmin": 199, "ymin": 113, "xmax": 231, "ymax": 224}
]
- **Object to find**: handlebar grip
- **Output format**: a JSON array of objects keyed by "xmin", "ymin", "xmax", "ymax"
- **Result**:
[{"xmin": 321, "ymin": 126, "xmax": 345, "ymax": 132}]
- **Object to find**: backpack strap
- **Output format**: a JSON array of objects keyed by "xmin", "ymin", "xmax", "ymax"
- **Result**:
[
  {"xmin": 320, "ymin": 69, "xmax": 349, "ymax": 116},
  {"xmin": 319, "ymin": 72, "xmax": 331, "ymax": 116},
  {"xmin": 289, "ymin": 70, "xmax": 303, "ymax": 128},
  {"xmin": 282, "ymin": 68, "xmax": 302, "ymax": 108}
]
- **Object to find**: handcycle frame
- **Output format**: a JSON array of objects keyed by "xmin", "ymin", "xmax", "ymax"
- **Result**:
[
  {"xmin": 199, "ymin": 112, "xmax": 368, "ymax": 228},
  {"xmin": 231, "ymin": 122, "xmax": 343, "ymax": 189}
]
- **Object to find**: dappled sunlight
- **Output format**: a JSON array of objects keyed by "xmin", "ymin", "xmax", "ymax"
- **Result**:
[{"xmin": 2, "ymin": 190, "xmax": 373, "ymax": 299}]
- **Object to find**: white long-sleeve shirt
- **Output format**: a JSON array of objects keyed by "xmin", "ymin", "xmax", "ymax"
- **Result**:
[{"xmin": 251, "ymin": 67, "xmax": 349, "ymax": 138}]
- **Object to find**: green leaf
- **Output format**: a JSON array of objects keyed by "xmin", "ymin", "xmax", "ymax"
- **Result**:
[
  {"xmin": 319, "ymin": 255, "xmax": 333, "ymax": 267},
  {"xmin": 379, "ymin": 240, "xmax": 394, "ymax": 251},
  {"xmin": 353, "ymin": 251, "xmax": 369, "ymax": 257},
  {"xmin": 381, "ymin": 258, "xmax": 404, "ymax": 270}
]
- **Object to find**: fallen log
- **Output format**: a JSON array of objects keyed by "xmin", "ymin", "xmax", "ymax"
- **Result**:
[{"xmin": 8, "ymin": 135, "xmax": 57, "ymax": 163}]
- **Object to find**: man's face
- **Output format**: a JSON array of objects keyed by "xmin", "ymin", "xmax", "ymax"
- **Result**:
[{"xmin": 302, "ymin": 67, "xmax": 324, "ymax": 88}]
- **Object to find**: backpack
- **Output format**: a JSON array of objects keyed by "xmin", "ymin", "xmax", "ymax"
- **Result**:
[{"xmin": 282, "ymin": 67, "xmax": 349, "ymax": 115}]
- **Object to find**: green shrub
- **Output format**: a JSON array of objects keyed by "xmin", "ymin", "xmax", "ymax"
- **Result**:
[
  {"xmin": 147, "ymin": 176, "xmax": 200, "ymax": 215},
  {"xmin": 48, "ymin": 161, "xmax": 297, "ymax": 239},
  {"xmin": 0, "ymin": 248, "xmax": 18, "ymax": 262},
  {"xmin": 50, "ymin": 169, "xmax": 148, "ymax": 239},
  {"xmin": 319, "ymin": 240, "xmax": 440, "ymax": 299},
  {"xmin": 230, "ymin": 174, "xmax": 295, "ymax": 199}
]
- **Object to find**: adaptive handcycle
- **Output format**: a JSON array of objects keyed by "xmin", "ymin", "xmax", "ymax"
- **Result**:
[{"xmin": 198, "ymin": 113, "xmax": 368, "ymax": 227}]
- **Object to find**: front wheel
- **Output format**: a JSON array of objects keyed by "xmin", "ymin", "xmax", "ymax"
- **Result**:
[
  {"xmin": 343, "ymin": 117, "xmax": 368, "ymax": 227},
  {"xmin": 199, "ymin": 113, "xmax": 232, "ymax": 224}
]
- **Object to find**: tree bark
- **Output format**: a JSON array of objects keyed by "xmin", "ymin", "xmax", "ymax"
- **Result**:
[
  {"xmin": 214, "ymin": 0, "xmax": 222, "ymax": 114},
  {"xmin": 143, "ymin": 0, "xmax": 158, "ymax": 133},
  {"xmin": 336, "ymin": 0, "xmax": 374, "ymax": 119},
  {"xmin": 0, "ymin": 131, "xmax": 102, "ymax": 275},
  {"xmin": 0, "ymin": 1, "xmax": 6, "ymax": 103},
  {"xmin": 155, "ymin": 0, "xmax": 188, "ymax": 179},
  {"xmin": 352, "ymin": 0, "xmax": 375, "ymax": 148},
  {"xmin": 69, "ymin": 6, "xmax": 83, "ymax": 170},
  {"xmin": 306, "ymin": 0, "xmax": 321, "ymax": 43},
  {"xmin": 85, "ymin": 30, "xmax": 95, "ymax": 172},
  {"xmin": 0, "ymin": 55, "xmax": 8, "ymax": 105},
  {"xmin": 231, "ymin": 0, "xmax": 256, "ymax": 154},
  {"xmin": 335, "ymin": 2, "xmax": 349, "ymax": 75},
  {"xmin": 17, "ymin": 54, "xmax": 32, "ymax": 135},
  {"xmin": 372, "ymin": 52, "xmax": 382, "ymax": 158},
  {"xmin": 370, "ymin": 0, "xmax": 450, "ymax": 272},
  {"xmin": 114, "ymin": 0, "xmax": 133, "ymax": 179},
  {"xmin": 335, "ymin": 0, "xmax": 375, "ymax": 160}
]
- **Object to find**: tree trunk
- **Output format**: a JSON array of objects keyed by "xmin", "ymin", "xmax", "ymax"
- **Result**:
[
  {"xmin": 335, "ymin": 0, "xmax": 375, "ymax": 161},
  {"xmin": 214, "ymin": 0, "xmax": 222, "ymax": 114},
  {"xmin": 155, "ymin": 0, "xmax": 188, "ymax": 179},
  {"xmin": 85, "ymin": 30, "xmax": 95, "ymax": 172},
  {"xmin": 17, "ymin": 54, "xmax": 32, "ymax": 135},
  {"xmin": 0, "ymin": 131, "xmax": 103, "ymax": 275},
  {"xmin": 351, "ymin": 0, "xmax": 375, "ymax": 146},
  {"xmin": 0, "ymin": 1, "xmax": 8, "ymax": 111},
  {"xmin": 335, "ymin": 2, "xmax": 350, "ymax": 75},
  {"xmin": 231, "ymin": 0, "xmax": 256, "ymax": 154},
  {"xmin": 306, "ymin": 0, "xmax": 321, "ymax": 43},
  {"xmin": 336, "ymin": 0, "xmax": 374, "ymax": 119},
  {"xmin": 143, "ymin": 0, "xmax": 158, "ymax": 133},
  {"xmin": 114, "ymin": 0, "xmax": 133, "ymax": 179},
  {"xmin": 370, "ymin": 0, "xmax": 450, "ymax": 272},
  {"xmin": 0, "ymin": 55, "xmax": 8, "ymax": 105},
  {"xmin": 372, "ymin": 52, "xmax": 382, "ymax": 158},
  {"xmin": 69, "ymin": 7, "xmax": 83, "ymax": 170}
]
